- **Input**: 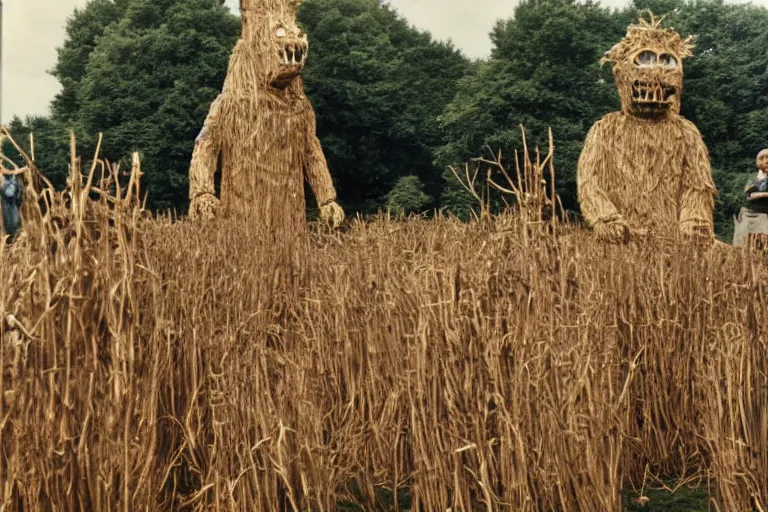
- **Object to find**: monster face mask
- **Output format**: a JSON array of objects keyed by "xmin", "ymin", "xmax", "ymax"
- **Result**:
[
  {"xmin": 601, "ymin": 13, "xmax": 693, "ymax": 119},
  {"xmin": 270, "ymin": 20, "xmax": 308, "ymax": 88},
  {"xmin": 238, "ymin": 0, "xmax": 309, "ymax": 89}
]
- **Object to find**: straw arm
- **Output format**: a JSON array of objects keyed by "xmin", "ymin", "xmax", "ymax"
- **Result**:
[
  {"xmin": 303, "ymin": 108, "xmax": 337, "ymax": 208},
  {"xmin": 188, "ymin": 95, "xmax": 223, "ymax": 219},
  {"xmin": 678, "ymin": 120, "xmax": 716, "ymax": 239},
  {"xmin": 577, "ymin": 120, "xmax": 628, "ymax": 241}
]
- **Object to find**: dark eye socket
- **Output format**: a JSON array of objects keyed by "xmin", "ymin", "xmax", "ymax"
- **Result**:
[
  {"xmin": 635, "ymin": 50, "xmax": 656, "ymax": 66},
  {"xmin": 658, "ymin": 53, "xmax": 678, "ymax": 68}
]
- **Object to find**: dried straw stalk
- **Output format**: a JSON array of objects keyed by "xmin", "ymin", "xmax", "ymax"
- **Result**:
[
  {"xmin": 577, "ymin": 11, "xmax": 716, "ymax": 245},
  {"xmin": 188, "ymin": 0, "xmax": 344, "ymax": 238},
  {"xmin": 0, "ymin": 126, "xmax": 765, "ymax": 511}
]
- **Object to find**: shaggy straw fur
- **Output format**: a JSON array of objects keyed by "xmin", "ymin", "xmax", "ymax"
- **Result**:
[
  {"xmin": 577, "ymin": 11, "xmax": 716, "ymax": 244},
  {"xmin": 188, "ymin": 0, "xmax": 344, "ymax": 236}
]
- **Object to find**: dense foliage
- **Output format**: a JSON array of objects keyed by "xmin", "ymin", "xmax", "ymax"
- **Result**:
[
  {"xmin": 7, "ymin": 0, "xmax": 768, "ymax": 238},
  {"xmin": 299, "ymin": 0, "xmax": 470, "ymax": 212},
  {"xmin": 435, "ymin": 0, "xmax": 628, "ymax": 216}
]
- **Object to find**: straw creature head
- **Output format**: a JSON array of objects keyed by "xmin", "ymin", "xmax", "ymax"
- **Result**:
[
  {"xmin": 601, "ymin": 10, "xmax": 695, "ymax": 119},
  {"xmin": 228, "ymin": 0, "xmax": 309, "ymax": 91}
]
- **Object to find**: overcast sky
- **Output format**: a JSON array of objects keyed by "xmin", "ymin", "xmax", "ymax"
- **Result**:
[{"xmin": 1, "ymin": 0, "xmax": 763, "ymax": 124}]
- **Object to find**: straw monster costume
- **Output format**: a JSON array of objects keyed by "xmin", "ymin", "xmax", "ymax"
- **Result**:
[
  {"xmin": 188, "ymin": 0, "xmax": 344, "ymax": 233},
  {"xmin": 577, "ymin": 12, "xmax": 716, "ymax": 244}
]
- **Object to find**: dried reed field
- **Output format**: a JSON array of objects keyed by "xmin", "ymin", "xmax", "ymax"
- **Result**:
[{"xmin": 0, "ymin": 129, "xmax": 766, "ymax": 511}]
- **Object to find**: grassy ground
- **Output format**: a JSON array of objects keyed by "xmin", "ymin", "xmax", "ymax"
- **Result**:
[
  {"xmin": 335, "ymin": 484, "xmax": 711, "ymax": 511},
  {"xmin": 624, "ymin": 486, "xmax": 709, "ymax": 511}
]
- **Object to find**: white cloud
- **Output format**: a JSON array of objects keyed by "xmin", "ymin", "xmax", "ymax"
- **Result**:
[{"xmin": 2, "ymin": 0, "xmax": 766, "ymax": 124}]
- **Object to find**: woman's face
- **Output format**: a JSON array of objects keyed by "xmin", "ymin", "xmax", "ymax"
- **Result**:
[{"xmin": 758, "ymin": 150, "xmax": 768, "ymax": 171}]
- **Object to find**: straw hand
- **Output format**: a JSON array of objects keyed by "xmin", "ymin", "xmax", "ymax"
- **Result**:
[{"xmin": 319, "ymin": 201, "xmax": 344, "ymax": 229}]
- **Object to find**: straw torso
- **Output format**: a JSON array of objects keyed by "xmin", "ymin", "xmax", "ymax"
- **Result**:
[
  {"xmin": 216, "ymin": 88, "xmax": 313, "ymax": 237},
  {"xmin": 578, "ymin": 111, "xmax": 715, "ymax": 238}
]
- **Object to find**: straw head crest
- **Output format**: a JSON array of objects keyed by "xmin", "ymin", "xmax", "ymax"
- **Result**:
[
  {"xmin": 240, "ymin": 0, "xmax": 303, "ymax": 17},
  {"xmin": 601, "ymin": 10, "xmax": 695, "ymax": 68}
]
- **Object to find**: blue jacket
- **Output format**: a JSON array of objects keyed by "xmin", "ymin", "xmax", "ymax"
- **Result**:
[{"xmin": 1, "ymin": 174, "xmax": 23, "ymax": 240}]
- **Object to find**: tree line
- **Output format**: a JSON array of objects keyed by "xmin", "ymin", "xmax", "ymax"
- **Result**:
[{"xmin": 4, "ymin": 0, "xmax": 768, "ymax": 239}]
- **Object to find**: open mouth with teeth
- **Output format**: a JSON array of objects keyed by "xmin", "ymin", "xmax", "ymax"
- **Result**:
[
  {"xmin": 271, "ymin": 43, "xmax": 307, "ymax": 89},
  {"xmin": 280, "ymin": 43, "xmax": 305, "ymax": 67},
  {"xmin": 631, "ymin": 80, "xmax": 676, "ymax": 111}
]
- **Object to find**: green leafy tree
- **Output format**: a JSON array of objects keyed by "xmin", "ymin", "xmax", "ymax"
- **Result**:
[
  {"xmin": 385, "ymin": 175, "xmax": 432, "ymax": 216},
  {"xmin": 2, "ymin": 116, "xmax": 68, "ymax": 189},
  {"xmin": 47, "ymin": 0, "xmax": 240, "ymax": 211},
  {"xmin": 298, "ymin": 0, "xmax": 470, "ymax": 213},
  {"xmin": 50, "ymin": 0, "xmax": 131, "ymax": 123},
  {"xmin": 436, "ymin": 0, "xmax": 627, "ymax": 217}
]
